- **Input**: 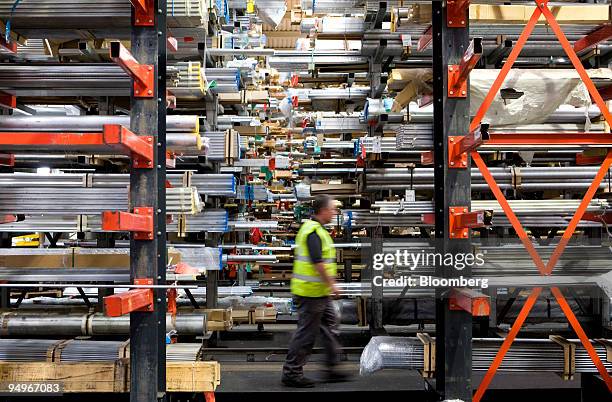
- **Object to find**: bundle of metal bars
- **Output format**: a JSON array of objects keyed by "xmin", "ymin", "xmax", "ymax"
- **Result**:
[
  {"xmin": 206, "ymin": 68, "xmax": 240, "ymax": 94},
  {"xmin": 362, "ymin": 166, "xmax": 612, "ymax": 192},
  {"xmin": 361, "ymin": 31, "xmax": 405, "ymax": 58},
  {"xmin": 167, "ymin": 62, "xmax": 206, "ymax": 99},
  {"xmin": 300, "ymin": 0, "xmax": 364, "ymax": 13},
  {"xmin": 0, "ymin": 63, "xmax": 207, "ymax": 98},
  {"xmin": 0, "ymin": 338, "xmax": 203, "ymax": 362},
  {"xmin": 201, "ymin": 130, "xmax": 241, "ymax": 161},
  {"xmin": 301, "ymin": 17, "xmax": 366, "ymax": 35},
  {"xmin": 0, "ymin": 115, "xmax": 199, "ymax": 133},
  {"xmin": 0, "ymin": 186, "xmax": 202, "ymax": 215},
  {"xmin": 342, "ymin": 198, "xmax": 609, "ymax": 228},
  {"xmin": 268, "ymin": 50, "xmax": 368, "ymax": 72},
  {"xmin": 0, "ymin": 0, "xmax": 207, "ymax": 38},
  {"xmin": 0, "ymin": 173, "xmax": 235, "ymax": 197},
  {"xmin": 166, "ymin": 209, "xmax": 229, "ymax": 233},
  {"xmin": 360, "ymin": 337, "xmax": 612, "ymax": 375}
]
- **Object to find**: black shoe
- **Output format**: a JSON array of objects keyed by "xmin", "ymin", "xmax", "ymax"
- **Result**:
[
  {"xmin": 324, "ymin": 370, "xmax": 351, "ymax": 383},
  {"xmin": 281, "ymin": 376, "xmax": 316, "ymax": 388}
]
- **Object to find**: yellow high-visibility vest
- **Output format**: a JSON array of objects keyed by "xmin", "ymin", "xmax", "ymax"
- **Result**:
[{"xmin": 291, "ymin": 219, "xmax": 337, "ymax": 297}]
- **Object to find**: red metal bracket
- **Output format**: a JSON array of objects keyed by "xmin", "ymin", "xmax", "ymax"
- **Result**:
[
  {"xmin": 574, "ymin": 24, "xmax": 612, "ymax": 53},
  {"xmin": 448, "ymin": 124, "xmax": 489, "ymax": 168},
  {"xmin": 110, "ymin": 42, "xmax": 154, "ymax": 98},
  {"xmin": 130, "ymin": 0, "xmax": 155, "ymax": 26},
  {"xmin": 0, "ymin": 36, "xmax": 17, "ymax": 54},
  {"xmin": 102, "ymin": 124, "xmax": 153, "ymax": 168},
  {"xmin": 448, "ymin": 38, "xmax": 482, "ymax": 97},
  {"xmin": 0, "ymin": 152, "xmax": 14, "ymax": 166},
  {"xmin": 101, "ymin": 207, "xmax": 154, "ymax": 240},
  {"xmin": 449, "ymin": 288, "xmax": 490, "ymax": 316},
  {"xmin": 0, "ymin": 90, "xmax": 16, "ymax": 109},
  {"xmin": 104, "ymin": 278, "xmax": 154, "ymax": 317},
  {"xmin": 421, "ymin": 150, "xmax": 434, "ymax": 165},
  {"xmin": 417, "ymin": 25, "xmax": 433, "ymax": 52},
  {"xmin": 449, "ymin": 207, "xmax": 491, "ymax": 239},
  {"xmin": 446, "ymin": 0, "xmax": 469, "ymax": 28},
  {"xmin": 167, "ymin": 36, "xmax": 178, "ymax": 52}
]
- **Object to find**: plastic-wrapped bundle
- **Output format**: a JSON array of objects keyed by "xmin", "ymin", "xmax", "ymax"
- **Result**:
[{"xmin": 359, "ymin": 336, "xmax": 424, "ymax": 375}]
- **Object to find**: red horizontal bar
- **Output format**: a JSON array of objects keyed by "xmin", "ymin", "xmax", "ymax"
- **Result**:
[
  {"xmin": 110, "ymin": 42, "xmax": 154, "ymax": 97},
  {"xmin": 104, "ymin": 278, "xmax": 154, "ymax": 317},
  {"xmin": 449, "ymin": 288, "xmax": 490, "ymax": 316},
  {"xmin": 449, "ymin": 38, "xmax": 482, "ymax": 98},
  {"xmin": 574, "ymin": 24, "xmax": 612, "ymax": 53},
  {"xmin": 0, "ymin": 125, "xmax": 153, "ymax": 166},
  {"xmin": 101, "ymin": 207, "xmax": 154, "ymax": 240}
]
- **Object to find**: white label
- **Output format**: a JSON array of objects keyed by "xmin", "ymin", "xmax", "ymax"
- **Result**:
[
  {"xmin": 401, "ymin": 34, "xmax": 412, "ymax": 47},
  {"xmin": 405, "ymin": 189, "xmax": 415, "ymax": 202},
  {"xmin": 372, "ymin": 137, "xmax": 382, "ymax": 154}
]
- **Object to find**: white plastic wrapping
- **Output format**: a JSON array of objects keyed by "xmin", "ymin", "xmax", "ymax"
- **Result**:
[
  {"xmin": 470, "ymin": 69, "xmax": 612, "ymax": 126},
  {"xmin": 360, "ymin": 336, "xmax": 424, "ymax": 375}
]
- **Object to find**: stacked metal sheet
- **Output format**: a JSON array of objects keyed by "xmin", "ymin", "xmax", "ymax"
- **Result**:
[
  {"xmin": 0, "ymin": 63, "xmax": 206, "ymax": 97},
  {"xmin": 167, "ymin": 209, "xmax": 229, "ymax": 233},
  {"xmin": 0, "ymin": 186, "xmax": 202, "ymax": 215},
  {"xmin": 206, "ymin": 68, "xmax": 240, "ymax": 94},
  {"xmin": 301, "ymin": 17, "xmax": 366, "ymax": 35},
  {"xmin": 300, "ymin": 0, "xmax": 363, "ymax": 14},
  {"xmin": 362, "ymin": 31, "xmax": 405, "ymax": 58},
  {"xmin": 362, "ymin": 166, "xmax": 612, "ymax": 192},
  {"xmin": 236, "ymin": 184, "xmax": 269, "ymax": 201},
  {"xmin": 268, "ymin": 50, "xmax": 368, "ymax": 72},
  {"xmin": 0, "ymin": 0, "xmax": 207, "ymax": 38},
  {"xmin": 168, "ymin": 61, "xmax": 206, "ymax": 99},
  {"xmin": 0, "ymin": 173, "xmax": 235, "ymax": 197},
  {"xmin": 0, "ymin": 338, "xmax": 203, "ymax": 362},
  {"xmin": 315, "ymin": 115, "xmax": 365, "ymax": 133},
  {"xmin": 343, "ymin": 198, "xmax": 610, "ymax": 228},
  {"xmin": 0, "ymin": 339, "xmax": 61, "ymax": 362},
  {"xmin": 395, "ymin": 124, "xmax": 434, "ymax": 150},
  {"xmin": 202, "ymin": 130, "xmax": 242, "ymax": 161}
]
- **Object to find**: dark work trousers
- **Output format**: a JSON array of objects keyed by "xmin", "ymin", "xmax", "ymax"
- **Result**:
[{"xmin": 282, "ymin": 295, "xmax": 341, "ymax": 379}]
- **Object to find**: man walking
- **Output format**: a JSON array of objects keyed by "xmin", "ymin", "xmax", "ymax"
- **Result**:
[{"xmin": 282, "ymin": 195, "xmax": 348, "ymax": 387}]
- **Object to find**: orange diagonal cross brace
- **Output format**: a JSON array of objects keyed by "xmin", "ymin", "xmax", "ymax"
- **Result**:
[{"xmin": 465, "ymin": 2, "xmax": 612, "ymax": 401}]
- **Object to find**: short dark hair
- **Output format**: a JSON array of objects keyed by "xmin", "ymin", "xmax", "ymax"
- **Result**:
[{"xmin": 312, "ymin": 194, "xmax": 332, "ymax": 214}]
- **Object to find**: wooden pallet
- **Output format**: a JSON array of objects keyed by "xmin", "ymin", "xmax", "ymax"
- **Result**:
[{"xmin": 0, "ymin": 360, "xmax": 220, "ymax": 393}]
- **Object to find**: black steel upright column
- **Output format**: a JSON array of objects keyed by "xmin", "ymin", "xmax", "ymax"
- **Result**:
[
  {"xmin": 433, "ymin": 1, "xmax": 472, "ymax": 400},
  {"xmin": 130, "ymin": 1, "xmax": 167, "ymax": 401}
]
